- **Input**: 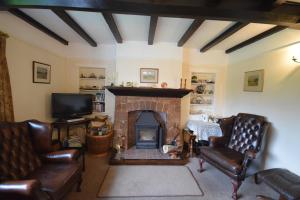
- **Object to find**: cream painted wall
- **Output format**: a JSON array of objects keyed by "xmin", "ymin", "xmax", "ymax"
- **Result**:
[
  {"xmin": 225, "ymin": 30, "xmax": 300, "ymax": 175},
  {"xmin": 6, "ymin": 36, "xmax": 67, "ymax": 122},
  {"xmin": 116, "ymin": 42, "xmax": 183, "ymax": 88},
  {"xmin": 181, "ymin": 48, "xmax": 228, "ymax": 127}
]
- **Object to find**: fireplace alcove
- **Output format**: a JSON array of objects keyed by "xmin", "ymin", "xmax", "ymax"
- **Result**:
[
  {"xmin": 128, "ymin": 110, "xmax": 166, "ymax": 149},
  {"xmin": 107, "ymin": 87, "xmax": 193, "ymax": 164}
]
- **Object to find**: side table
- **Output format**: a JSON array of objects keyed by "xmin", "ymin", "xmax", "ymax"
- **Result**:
[
  {"xmin": 52, "ymin": 119, "xmax": 92, "ymax": 171},
  {"xmin": 52, "ymin": 119, "xmax": 91, "ymax": 142}
]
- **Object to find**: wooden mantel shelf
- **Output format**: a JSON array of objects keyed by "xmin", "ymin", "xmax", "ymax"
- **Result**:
[{"xmin": 106, "ymin": 86, "xmax": 193, "ymax": 98}]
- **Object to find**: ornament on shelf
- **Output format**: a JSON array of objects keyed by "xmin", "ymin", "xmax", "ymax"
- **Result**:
[
  {"xmin": 180, "ymin": 78, "xmax": 187, "ymax": 88},
  {"xmin": 161, "ymin": 82, "xmax": 168, "ymax": 88}
]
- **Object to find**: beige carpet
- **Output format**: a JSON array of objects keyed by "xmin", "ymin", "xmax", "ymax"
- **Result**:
[{"xmin": 97, "ymin": 166, "xmax": 203, "ymax": 198}]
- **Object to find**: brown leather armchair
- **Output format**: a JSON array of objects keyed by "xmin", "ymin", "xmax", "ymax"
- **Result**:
[
  {"xmin": 199, "ymin": 113, "xmax": 269, "ymax": 200},
  {"xmin": 0, "ymin": 120, "xmax": 82, "ymax": 200}
]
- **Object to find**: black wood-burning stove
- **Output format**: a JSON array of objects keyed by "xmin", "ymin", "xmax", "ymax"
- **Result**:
[{"xmin": 135, "ymin": 111, "xmax": 164, "ymax": 149}]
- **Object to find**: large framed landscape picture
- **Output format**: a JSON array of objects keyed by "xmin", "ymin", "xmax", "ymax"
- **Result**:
[
  {"xmin": 33, "ymin": 61, "xmax": 51, "ymax": 84},
  {"xmin": 140, "ymin": 68, "xmax": 159, "ymax": 83},
  {"xmin": 244, "ymin": 69, "xmax": 264, "ymax": 92}
]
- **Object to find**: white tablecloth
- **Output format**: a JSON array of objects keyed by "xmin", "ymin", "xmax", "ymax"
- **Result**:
[{"xmin": 186, "ymin": 120, "xmax": 222, "ymax": 141}]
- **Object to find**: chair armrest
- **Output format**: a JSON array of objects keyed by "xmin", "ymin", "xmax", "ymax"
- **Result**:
[
  {"xmin": 242, "ymin": 150, "xmax": 256, "ymax": 167},
  {"xmin": 245, "ymin": 150, "xmax": 256, "ymax": 160},
  {"xmin": 0, "ymin": 179, "xmax": 41, "ymax": 197},
  {"xmin": 41, "ymin": 149, "xmax": 80, "ymax": 163},
  {"xmin": 240, "ymin": 150, "xmax": 257, "ymax": 177},
  {"xmin": 208, "ymin": 136, "xmax": 228, "ymax": 148}
]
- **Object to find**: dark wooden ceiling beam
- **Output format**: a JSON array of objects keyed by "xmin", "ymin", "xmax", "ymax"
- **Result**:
[
  {"xmin": 225, "ymin": 26, "xmax": 287, "ymax": 54},
  {"xmin": 8, "ymin": 9, "xmax": 68, "ymax": 45},
  {"xmin": 1, "ymin": 0, "xmax": 300, "ymax": 29},
  {"xmin": 177, "ymin": 19, "xmax": 205, "ymax": 47},
  {"xmin": 204, "ymin": 0, "xmax": 222, "ymax": 7},
  {"xmin": 102, "ymin": 12, "xmax": 122, "ymax": 43},
  {"xmin": 0, "ymin": 0, "xmax": 102, "ymax": 11},
  {"xmin": 52, "ymin": 9, "xmax": 97, "ymax": 47},
  {"xmin": 200, "ymin": 22, "xmax": 249, "ymax": 52},
  {"xmin": 0, "ymin": 0, "xmax": 281, "ymax": 11},
  {"xmin": 148, "ymin": 15, "xmax": 158, "ymax": 45}
]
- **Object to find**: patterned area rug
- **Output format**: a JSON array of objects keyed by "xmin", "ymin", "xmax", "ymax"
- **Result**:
[{"xmin": 97, "ymin": 165, "xmax": 203, "ymax": 198}]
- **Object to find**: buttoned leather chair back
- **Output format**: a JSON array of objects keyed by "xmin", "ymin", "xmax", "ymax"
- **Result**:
[
  {"xmin": 228, "ymin": 113, "xmax": 266, "ymax": 154},
  {"xmin": 0, "ymin": 122, "xmax": 42, "ymax": 181}
]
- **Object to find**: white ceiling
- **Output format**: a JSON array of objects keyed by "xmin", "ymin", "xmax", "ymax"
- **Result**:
[
  {"xmin": 155, "ymin": 17, "xmax": 194, "ymax": 43},
  {"xmin": 213, "ymin": 23, "xmax": 275, "ymax": 50},
  {"xmin": 0, "ymin": 9, "xmax": 289, "ymax": 51},
  {"xmin": 113, "ymin": 14, "xmax": 150, "ymax": 42},
  {"xmin": 68, "ymin": 11, "xmax": 116, "ymax": 44},
  {"xmin": 184, "ymin": 20, "xmax": 235, "ymax": 49}
]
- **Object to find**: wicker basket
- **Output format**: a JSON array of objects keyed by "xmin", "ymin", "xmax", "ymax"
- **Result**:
[{"xmin": 86, "ymin": 131, "xmax": 113, "ymax": 154}]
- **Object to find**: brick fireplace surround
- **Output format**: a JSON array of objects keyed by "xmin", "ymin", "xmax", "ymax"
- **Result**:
[{"xmin": 114, "ymin": 96, "xmax": 182, "ymax": 150}]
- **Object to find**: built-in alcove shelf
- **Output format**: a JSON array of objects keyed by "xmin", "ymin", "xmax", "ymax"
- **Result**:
[{"xmin": 106, "ymin": 86, "xmax": 193, "ymax": 98}]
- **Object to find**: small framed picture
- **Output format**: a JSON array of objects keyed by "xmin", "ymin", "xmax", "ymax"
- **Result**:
[
  {"xmin": 140, "ymin": 68, "xmax": 159, "ymax": 83},
  {"xmin": 33, "ymin": 61, "xmax": 51, "ymax": 84},
  {"xmin": 244, "ymin": 69, "xmax": 264, "ymax": 92}
]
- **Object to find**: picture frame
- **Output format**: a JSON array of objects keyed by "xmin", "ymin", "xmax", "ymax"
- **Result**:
[
  {"xmin": 33, "ymin": 61, "xmax": 51, "ymax": 84},
  {"xmin": 140, "ymin": 68, "xmax": 159, "ymax": 83},
  {"xmin": 244, "ymin": 69, "xmax": 264, "ymax": 92}
]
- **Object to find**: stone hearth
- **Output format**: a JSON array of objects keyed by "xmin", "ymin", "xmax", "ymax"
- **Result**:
[{"xmin": 114, "ymin": 96, "xmax": 181, "ymax": 150}]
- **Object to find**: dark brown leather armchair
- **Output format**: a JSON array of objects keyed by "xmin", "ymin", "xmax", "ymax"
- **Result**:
[
  {"xmin": 0, "ymin": 120, "xmax": 82, "ymax": 200},
  {"xmin": 199, "ymin": 113, "xmax": 270, "ymax": 200}
]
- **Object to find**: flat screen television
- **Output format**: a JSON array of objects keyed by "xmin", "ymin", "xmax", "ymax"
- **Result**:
[{"xmin": 52, "ymin": 93, "xmax": 93, "ymax": 119}]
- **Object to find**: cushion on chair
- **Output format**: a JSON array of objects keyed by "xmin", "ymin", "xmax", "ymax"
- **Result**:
[
  {"xmin": 0, "ymin": 122, "xmax": 41, "ymax": 181},
  {"xmin": 201, "ymin": 147, "xmax": 244, "ymax": 174},
  {"xmin": 27, "ymin": 163, "xmax": 81, "ymax": 200}
]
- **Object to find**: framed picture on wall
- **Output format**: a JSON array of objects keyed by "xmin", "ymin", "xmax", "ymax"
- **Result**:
[
  {"xmin": 33, "ymin": 61, "xmax": 51, "ymax": 84},
  {"xmin": 140, "ymin": 68, "xmax": 159, "ymax": 83},
  {"xmin": 244, "ymin": 69, "xmax": 264, "ymax": 92}
]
